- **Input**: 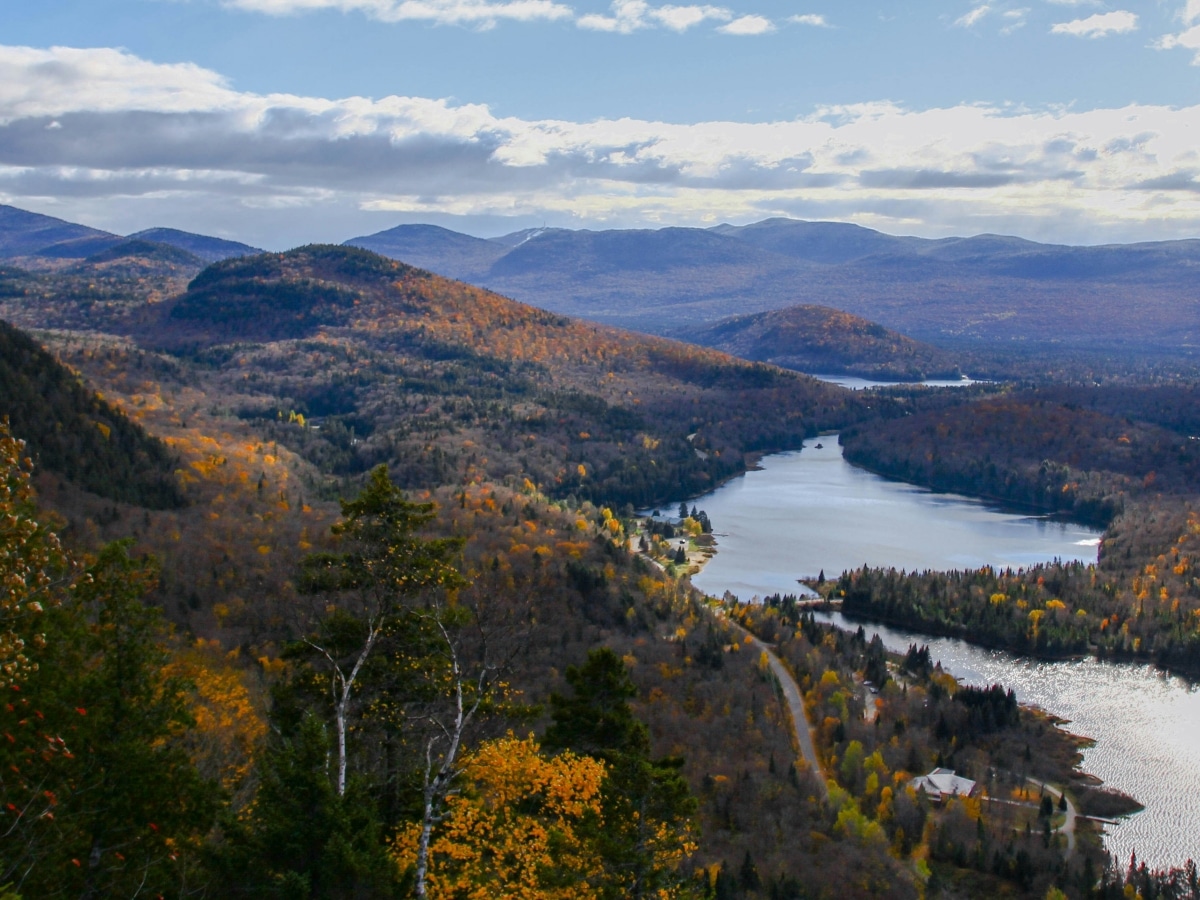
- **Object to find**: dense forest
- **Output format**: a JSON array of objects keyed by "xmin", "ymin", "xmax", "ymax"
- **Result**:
[
  {"xmin": 838, "ymin": 387, "xmax": 1200, "ymax": 674},
  {"xmin": 2, "ymin": 245, "xmax": 1199, "ymax": 897},
  {"xmin": 681, "ymin": 305, "xmax": 964, "ymax": 382}
]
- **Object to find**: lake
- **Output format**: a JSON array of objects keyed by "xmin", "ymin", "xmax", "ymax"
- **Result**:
[
  {"xmin": 812, "ymin": 374, "xmax": 982, "ymax": 390},
  {"xmin": 684, "ymin": 437, "xmax": 1200, "ymax": 871}
]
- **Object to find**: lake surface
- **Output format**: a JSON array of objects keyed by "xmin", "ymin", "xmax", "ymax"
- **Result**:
[
  {"xmin": 812, "ymin": 374, "xmax": 981, "ymax": 390},
  {"xmin": 685, "ymin": 438, "xmax": 1200, "ymax": 870},
  {"xmin": 690, "ymin": 438, "xmax": 1101, "ymax": 600}
]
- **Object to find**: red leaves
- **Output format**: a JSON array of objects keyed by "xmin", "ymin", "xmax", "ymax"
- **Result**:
[{"xmin": 74, "ymin": 707, "xmax": 87, "ymax": 716}]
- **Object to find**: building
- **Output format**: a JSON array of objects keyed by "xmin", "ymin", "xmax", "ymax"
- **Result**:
[{"xmin": 909, "ymin": 768, "xmax": 978, "ymax": 803}]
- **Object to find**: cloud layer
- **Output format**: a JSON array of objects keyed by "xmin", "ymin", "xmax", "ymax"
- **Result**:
[
  {"xmin": 221, "ymin": 0, "xmax": 787, "ymax": 30},
  {"xmin": 5, "ymin": 45, "xmax": 1200, "ymax": 245}
]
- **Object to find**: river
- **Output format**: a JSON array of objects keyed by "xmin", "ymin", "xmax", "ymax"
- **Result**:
[{"xmin": 683, "ymin": 438, "xmax": 1200, "ymax": 871}]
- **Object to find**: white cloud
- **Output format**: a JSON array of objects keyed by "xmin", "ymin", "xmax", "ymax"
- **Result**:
[
  {"xmin": 955, "ymin": 5, "xmax": 991, "ymax": 28},
  {"xmin": 717, "ymin": 13, "xmax": 773, "ymax": 34},
  {"xmin": 577, "ymin": 0, "xmax": 732, "ymax": 32},
  {"xmin": 222, "ymin": 0, "xmax": 572, "ymax": 25},
  {"xmin": 788, "ymin": 13, "xmax": 828, "ymax": 26},
  {"xmin": 1000, "ymin": 7, "xmax": 1029, "ymax": 33},
  {"xmin": 652, "ymin": 3, "xmax": 730, "ymax": 29},
  {"xmin": 1157, "ymin": 1, "xmax": 1200, "ymax": 63},
  {"xmin": 1051, "ymin": 10, "xmax": 1138, "ymax": 37},
  {"xmin": 1157, "ymin": 25, "xmax": 1200, "ymax": 62},
  {"xmin": 8, "ymin": 44, "xmax": 1200, "ymax": 244}
]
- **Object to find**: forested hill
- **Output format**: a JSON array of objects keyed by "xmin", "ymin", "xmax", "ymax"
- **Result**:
[
  {"xmin": 681, "ymin": 304, "xmax": 963, "ymax": 380},
  {"xmin": 0, "ymin": 319, "xmax": 184, "ymax": 508},
  {"xmin": 137, "ymin": 244, "xmax": 863, "ymax": 507},
  {"xmin": 840, "ymin": 391, "xmax": 1200, "ymax": 524}
]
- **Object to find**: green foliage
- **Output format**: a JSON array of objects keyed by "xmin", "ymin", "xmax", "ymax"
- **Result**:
[
  {"xmin": 3, "ymin": 542, "xmax": 219, "ymax": 897},
  {"xmin": 544, "ymin": 648, "xmax": 644, "ymax": 758},
  {"xmin": 210, "ymin": 713, "xmax": 399, "ymax": 899},
  {"xmin": 299, "ymin": 464, "xmax": 465, "ymax": 598}
]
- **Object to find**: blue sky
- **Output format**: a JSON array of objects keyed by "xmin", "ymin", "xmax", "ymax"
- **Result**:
[{"xmin": 3, "ymin": 0, "xmax": 1200, "ymax": 247}]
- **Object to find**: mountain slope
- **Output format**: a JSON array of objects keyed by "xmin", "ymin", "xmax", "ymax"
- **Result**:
[
  {"xmin": 711, "ymin": 217, "xmax": 924, "ymax": 263},
  {"xmin": 684, "ymin": 305, "xmax": 963, "ymax": 380},
  {"xmin": 0, "ymin": 319, "xmax": 184, "ymax": 508},
  {"xmin": 0, "ymin": 204, "xmax": 119, "ymax": 259},
  {"xmin": 138, "ymin": 245, "xmax": 862, "ymax": 507},
  {"xmin": 344, "ymin": 223, "xmax": 506, "ymax": 281},
  {"xmin": 129, "ymin": 227, "xmax": 262, "ymax": 263}
]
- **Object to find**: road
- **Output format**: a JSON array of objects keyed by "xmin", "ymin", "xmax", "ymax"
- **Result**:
[
  {"xmin": 984, "ymin": 780, "xmax": 1077, "ymax": 856},
  {"xmin": 1030, "ymin": 779, "xmax": 1078, "ymax": 856},
  {"xmin": 722, "ymin": 617, "xmax": 828, "ymax": 801}
]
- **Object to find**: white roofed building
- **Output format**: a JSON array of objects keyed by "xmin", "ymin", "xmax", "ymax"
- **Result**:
[{"xmin": 909, "ymin": 768, "xmax": 978, "ymax": 803}]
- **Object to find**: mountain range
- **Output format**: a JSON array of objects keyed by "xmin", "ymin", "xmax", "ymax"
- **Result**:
[
  {"xmin": 346, "ymin": 218, "xmax": 1200, "ymax": 354},
  {"xmin": 6, "ymin": 202, "xmax": 1200, "ymax": 358},
  {"xmin": 0, "ymin": 204, "xmax": 261, "ymax": 265}
]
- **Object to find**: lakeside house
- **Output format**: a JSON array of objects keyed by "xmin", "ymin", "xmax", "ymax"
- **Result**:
[{"xmin": 910, "ymin": 768, "xmax": 978, "ymax": 803}]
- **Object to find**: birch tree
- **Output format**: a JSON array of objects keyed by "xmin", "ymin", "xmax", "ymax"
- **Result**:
[{"xmin": 296, "ymin": 465, "xmax": 466, "ymax": 798}]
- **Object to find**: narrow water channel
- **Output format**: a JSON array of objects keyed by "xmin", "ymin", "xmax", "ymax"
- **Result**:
[{"xmin": 683, "ymin": 437, "xmax": 1200, "ymax": 871}]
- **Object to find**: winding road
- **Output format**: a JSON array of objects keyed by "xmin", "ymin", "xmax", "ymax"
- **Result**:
[{"xmin": 721, "ymin": 615, "xmax": 828, "ymax": 801}]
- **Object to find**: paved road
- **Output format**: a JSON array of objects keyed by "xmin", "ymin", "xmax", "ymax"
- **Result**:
[
  {"xmin": 1030, "ymin": 779, "xmax": 1078, "ymax": 856},
  {"xmin": 722, "ymin": 617, "xmax": 828, "ymax": 801}
]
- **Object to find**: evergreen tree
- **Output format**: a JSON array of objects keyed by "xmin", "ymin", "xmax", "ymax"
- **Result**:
[
  {"xmin": 544, "ymin": 648, "xmax": 698, "ymax": 899},
  {"xmin": 211, "ymin": 713, "xmax": 397, "ymax": 899},
  {"xmin": 10, "ymin": 542, "xmax": 218, "ymax": 898}
]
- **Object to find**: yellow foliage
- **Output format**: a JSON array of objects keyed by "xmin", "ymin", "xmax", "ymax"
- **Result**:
[
  {"xmin": 392, "ymin": 735, "xmax": 605, "ymax": 899},
  {"xmin": 165, "ymin": 640, "xmax": 267, "ymax": 801}
]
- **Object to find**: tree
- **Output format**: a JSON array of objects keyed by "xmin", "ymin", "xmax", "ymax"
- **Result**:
[
  {"xmin": 392, "ymin": 734, "xmax": 606, "ymax": 899},
  {"xmin": 295, "ymin": 464, "xmax": 466, "ymax": 798},
  {"xmin": 292, "ymin": 465, "xmax": 516, "ymax": 900},
  {"xmin": 11, "ymin": 542, "xmax": 218, "ymax": 898},
  {"xmin": 0, "ymin": 421, "xmax": 65, "ymax": 687},
  {"xmin": 165, "ymin": 638, "xmax": 268, "ymax": 812},
  {"xmin": 544, "ymin": 649, "xmax": 698, "ymax": 899},
  {"xmin": 211, "ymin": 712, "xmax": 398, "ymax": 899},
  {"xmin": 0, "ymin": 425, "xmax": 69, "ymax": 888}
]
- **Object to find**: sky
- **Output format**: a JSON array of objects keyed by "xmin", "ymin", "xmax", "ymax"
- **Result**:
[{"xmin": 3, "ymin": 0, "xmax": 1200, "ymax": 248}]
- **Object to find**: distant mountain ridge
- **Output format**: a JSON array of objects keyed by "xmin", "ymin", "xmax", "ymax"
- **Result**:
[
  {"xmin": 129, "ymin": 228, "xmax": 260, "ymax": 263},
  {"xmin": 0, "ymin": 204, "xmax": 262, "ymax": 264},
  {"xmin": 346, "ymin": 217, "xmax": 1200, "ymax": 354},
  {"xmin": 0, "ymin": 205, "xmax": 119, "ymax": 259}
]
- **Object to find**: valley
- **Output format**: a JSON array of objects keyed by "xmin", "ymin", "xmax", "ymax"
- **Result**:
[{"xmin": 1, "ymin": 202, "xmax": 1198, "ymax": 898}]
